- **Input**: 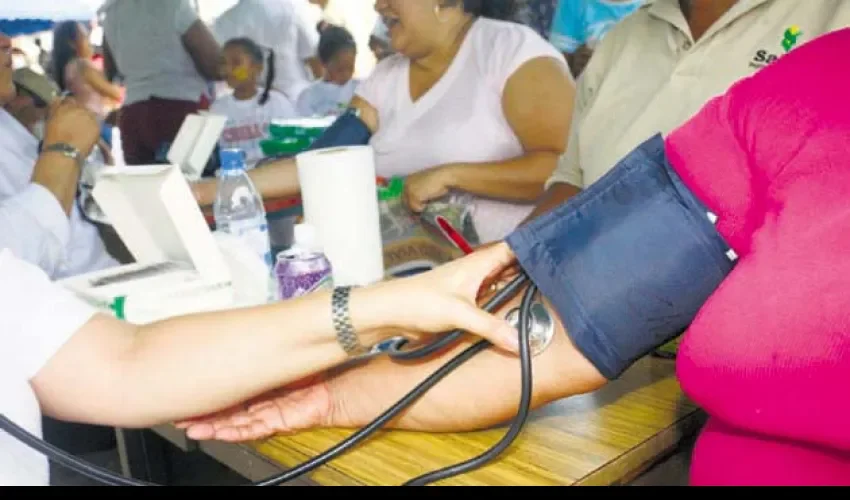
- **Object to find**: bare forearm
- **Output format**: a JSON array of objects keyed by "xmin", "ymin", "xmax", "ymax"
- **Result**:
[
  {"xmin": 30, "ymin": 153, "xmax": 82, "ymax": 216},
  {"xmin": 35, "ymin": 288, "xmax": 394, "ymax": 428},
  {"xmin": 521, "ymin": 182, "xmax": 582, "ymax": 225},
  {"xmin": 446, "ymin": 152, "xmax": 560, "ymax": 203},
  {"xmin": 249, "ymin": 157, "xmax": 301, "ymax": 200},
  {"xmin": 329, "ymin": 297, "xmax": 606, "ymax": 433}
]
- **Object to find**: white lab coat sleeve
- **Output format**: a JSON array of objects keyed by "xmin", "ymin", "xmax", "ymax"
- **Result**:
[
  {"xmin": 0, "ymin": 246, "xmax": 96, "ymax": 380},
  {"xmin": 0, "ymin": 184, "xmax": 71, "ymax": 278}
]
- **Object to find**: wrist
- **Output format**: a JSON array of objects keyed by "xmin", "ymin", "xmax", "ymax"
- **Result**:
[
  {"xmin": 42, "ymin": 136, "xmax": 94, "ymax": 158},
  {"xmin": 347, "ymin": 284, "xmax": 398, "ymax": 347},
  {"xmin": 436, "ymin": 163, "xmax": 464, "ymax": 191}
]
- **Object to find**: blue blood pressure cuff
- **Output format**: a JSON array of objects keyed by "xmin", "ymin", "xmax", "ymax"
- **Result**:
[
  {"xmin": 506, "ymin": 134, "xmax": 736, "ymax": 380},
  {"xmin": 306, "ymin": 108, "xmax": 373, "ymax": 151}
]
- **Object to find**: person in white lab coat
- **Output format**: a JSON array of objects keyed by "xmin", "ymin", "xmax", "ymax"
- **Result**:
[{"xmin": 0, "ymin": 33, "xmax": 118, "ymax": 279}]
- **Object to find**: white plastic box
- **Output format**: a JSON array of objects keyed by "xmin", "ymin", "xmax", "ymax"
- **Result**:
[
  {"xmin": 60, "ymin": 164, "xmax": 237, "ymax": 325},
  {"xmin": 168, "ymin": 113, "xmax": 227, "ymax": 181}
]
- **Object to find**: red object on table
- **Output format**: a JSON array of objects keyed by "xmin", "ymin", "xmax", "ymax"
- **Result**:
[{"xmin": 435, "ymin": 215, "xmax": 474, "ymax": 255}]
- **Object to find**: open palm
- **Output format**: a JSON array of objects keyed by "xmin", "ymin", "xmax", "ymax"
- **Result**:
[{"xmin": 176, "ymin": 376, "xmax": 332, "ymax": 443}]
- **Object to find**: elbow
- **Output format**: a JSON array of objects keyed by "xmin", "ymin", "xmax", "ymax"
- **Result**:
[{"xmin": 523, "ymin": 151, "xmax": 563, "ymax": 199}]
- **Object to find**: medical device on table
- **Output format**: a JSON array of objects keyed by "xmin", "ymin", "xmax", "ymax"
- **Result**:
[{"xmin": 0, "ymin": 114, "xmax": 736, "ymax": 486}]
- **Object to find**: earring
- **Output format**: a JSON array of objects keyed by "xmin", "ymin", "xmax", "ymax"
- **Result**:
[{"xmin": 434, "ymin": 4, "xmax": 447, "ymax": 23}]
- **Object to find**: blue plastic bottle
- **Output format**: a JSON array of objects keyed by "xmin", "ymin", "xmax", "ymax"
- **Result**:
[{"xmin": 213, "ymin": 149, "xmax": 273, "ymax": 271}]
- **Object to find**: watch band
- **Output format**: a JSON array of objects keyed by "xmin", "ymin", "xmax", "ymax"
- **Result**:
[
  {"xmin": 41, "ymin": 142, "xmax": 84, "ymax": 165},
  {"xmin": 331, "ymin": 286, "xmax": 366, "ymax": 356}
]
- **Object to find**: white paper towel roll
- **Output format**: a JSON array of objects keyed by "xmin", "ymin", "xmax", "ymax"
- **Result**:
[{"xmin": 296, "ymin": 146, "xmax": 385, "ymax": 287}]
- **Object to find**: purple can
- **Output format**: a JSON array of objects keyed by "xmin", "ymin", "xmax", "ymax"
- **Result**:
[{"xmin": 275, "ymin": 249, "xmax": 333, "ymax": 300}]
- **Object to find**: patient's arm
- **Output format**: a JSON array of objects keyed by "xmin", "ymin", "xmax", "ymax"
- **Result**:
[
  {"xmin": 179, "ymin": 290, "xmax": 607, "ymax": 441},
  {"xmin": 328, "ymin": 296, "xmax": 606, "ymax": 433}
]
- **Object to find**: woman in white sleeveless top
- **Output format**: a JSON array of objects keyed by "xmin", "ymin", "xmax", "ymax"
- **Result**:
[{"xmin": 196, "ymin": 0, "xmax": 575, "ymax": 244}]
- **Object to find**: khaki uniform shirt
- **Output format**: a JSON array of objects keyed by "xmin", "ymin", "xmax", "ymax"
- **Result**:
[{"xmin": 549, "ymin": 0, "xmax": 850, "ymax": 189}]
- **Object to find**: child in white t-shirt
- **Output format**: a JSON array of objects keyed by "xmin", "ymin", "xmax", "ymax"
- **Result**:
[
  {"xmin": 210, "ymin": 38, "xmax": 297, "ymax": 169},
  {"xmin": 296, "ymin": 26, "xmax": 360, "ymax": 118}
]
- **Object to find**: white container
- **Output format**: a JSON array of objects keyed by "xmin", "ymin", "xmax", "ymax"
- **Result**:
[
  {"xmin": 59, "ymin": 165, "xmax": 236, "ymax": 324},
  {"xmin": 295, "ymin": 145, "xmax": 385, "ymax": 287},
  {"xmin": 168, "ymin": 112, "xmax": 227, "ymax": 181}
]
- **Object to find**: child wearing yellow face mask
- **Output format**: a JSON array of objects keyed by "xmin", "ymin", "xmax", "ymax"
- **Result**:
[{"xmin": 210, "ymin": 38, "xmax": 297, "ymax": 169}]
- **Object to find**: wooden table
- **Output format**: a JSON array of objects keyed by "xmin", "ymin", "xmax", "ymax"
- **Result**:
[{"xmin": 132, "ymin": 355, "xmax": 705, "ymax": 486}]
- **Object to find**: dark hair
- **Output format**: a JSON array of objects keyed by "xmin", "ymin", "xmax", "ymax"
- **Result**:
[
  {"xmin": 317, "ymin": 25, "xmax": 356, "ymax": 65},
  {"xmin": 52, "ymin": 21, "xmax": 83, "ymax": 91},
  {"xmin": 223, "ymin": 37, "xmax": 276, "ymax": 105},
  {"xmin": 457, "ymin": 0, "xmax": 518, "ymax": 21}
]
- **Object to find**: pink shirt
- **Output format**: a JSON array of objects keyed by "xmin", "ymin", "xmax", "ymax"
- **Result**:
[
  {"xmin": 64, "ymin": 59, "xmax": 108, "ymax": 120},
  {"xmin": 665, "ymin": 27, "xmax": 850, "ymax": 486},
  {"xmin": 355, "ymin": 18, "xmax": 569, "ymax": 243}
]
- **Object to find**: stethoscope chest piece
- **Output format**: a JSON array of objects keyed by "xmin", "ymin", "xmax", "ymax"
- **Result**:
[{"xmin": 505, "ymin": 302, "xmax": 555, "ymax": 357}]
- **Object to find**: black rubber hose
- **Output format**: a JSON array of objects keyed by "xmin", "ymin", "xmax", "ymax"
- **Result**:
[
  {"xmin": 0, "ymin": 414, "xmax": 155, "ymax": 486},
  {"xmin": 402, "ymin": 284, "xmax": 537, "ymax": 486}
]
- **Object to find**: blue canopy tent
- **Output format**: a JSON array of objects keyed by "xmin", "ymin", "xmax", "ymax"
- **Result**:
[{"xmin": 0, "ymin": 1, "xmax": 103, "ymax": 36}]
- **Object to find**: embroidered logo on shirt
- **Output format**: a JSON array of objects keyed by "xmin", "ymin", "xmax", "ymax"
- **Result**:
[
  {"xmin": 750, "ymin": 26, "xmax": 804, "ymax": 70},
  {"xmin": 782, "ymin": 25, "xmax": 802, "ymax": 52}
]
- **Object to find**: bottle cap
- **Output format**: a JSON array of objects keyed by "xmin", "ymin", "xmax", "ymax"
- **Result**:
[
  {"xmin": 219, "ymin": 148, "xmax": 246, "ymax": 172},
  {"xmin": 293, "ymin": 223, "xmax": 320, "ymax": 252}
]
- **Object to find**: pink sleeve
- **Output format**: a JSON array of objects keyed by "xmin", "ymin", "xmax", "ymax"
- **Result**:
[
  {"xmin": 663, "ymin": 91, "xmax": 766, "ymax": 258},
  {"xmin": 665, "ymin": 28, "xmax": 845, "ymax": 258},
  {"xmin": 675, "ymin": 28, "xmax": 850, "ymax": 464}
]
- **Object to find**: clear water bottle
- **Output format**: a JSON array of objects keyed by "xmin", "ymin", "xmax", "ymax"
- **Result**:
[{"xmin": 213, "ymin": 149, "xmax": 273, "ymax": 271}]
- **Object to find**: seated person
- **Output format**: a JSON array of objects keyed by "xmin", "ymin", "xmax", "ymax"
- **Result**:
[
  {"xmin": 8, "ymin": 68, "xmax": 115, "ymax": 165},
  {"xmin": 297, "ymin": 25, "xmax": 360, "ymax": 118},
  {"xmin": 194, "ymin": 0, "xmax": 576, "ymax": 245},
  {"xmin": 530, "ymin": 0, "xmax": 850, "ymax": 221},
  {"xmin": 5, "ymin": 68, "xmax": 58, "ymax": 139},
  {"xmin": 0, "ymin": 32, "xmax": 118, "ymax": 279},
  {"xmin": 180, "ymin": 28, "xmax": 850, "ymax": 486},
  {"xmin": 209, "ymin": 37, "xmax": 298, "ymax": 170}
]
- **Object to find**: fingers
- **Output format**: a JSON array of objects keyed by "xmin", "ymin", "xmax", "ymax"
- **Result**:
[
  {"xmin": 184, "ymin": 420, "xmax": 275, "ymax": 443},
  {"xmin": 455, "ymin": 303, "xmax": 519, "ymax": 354},
  {"xmin": 403, "ymin": 186, "xmax": 425, "ymax": 213},
  {"xmin": 469, "ymin": 242, "xmax": 518, "ymax": 283}
]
